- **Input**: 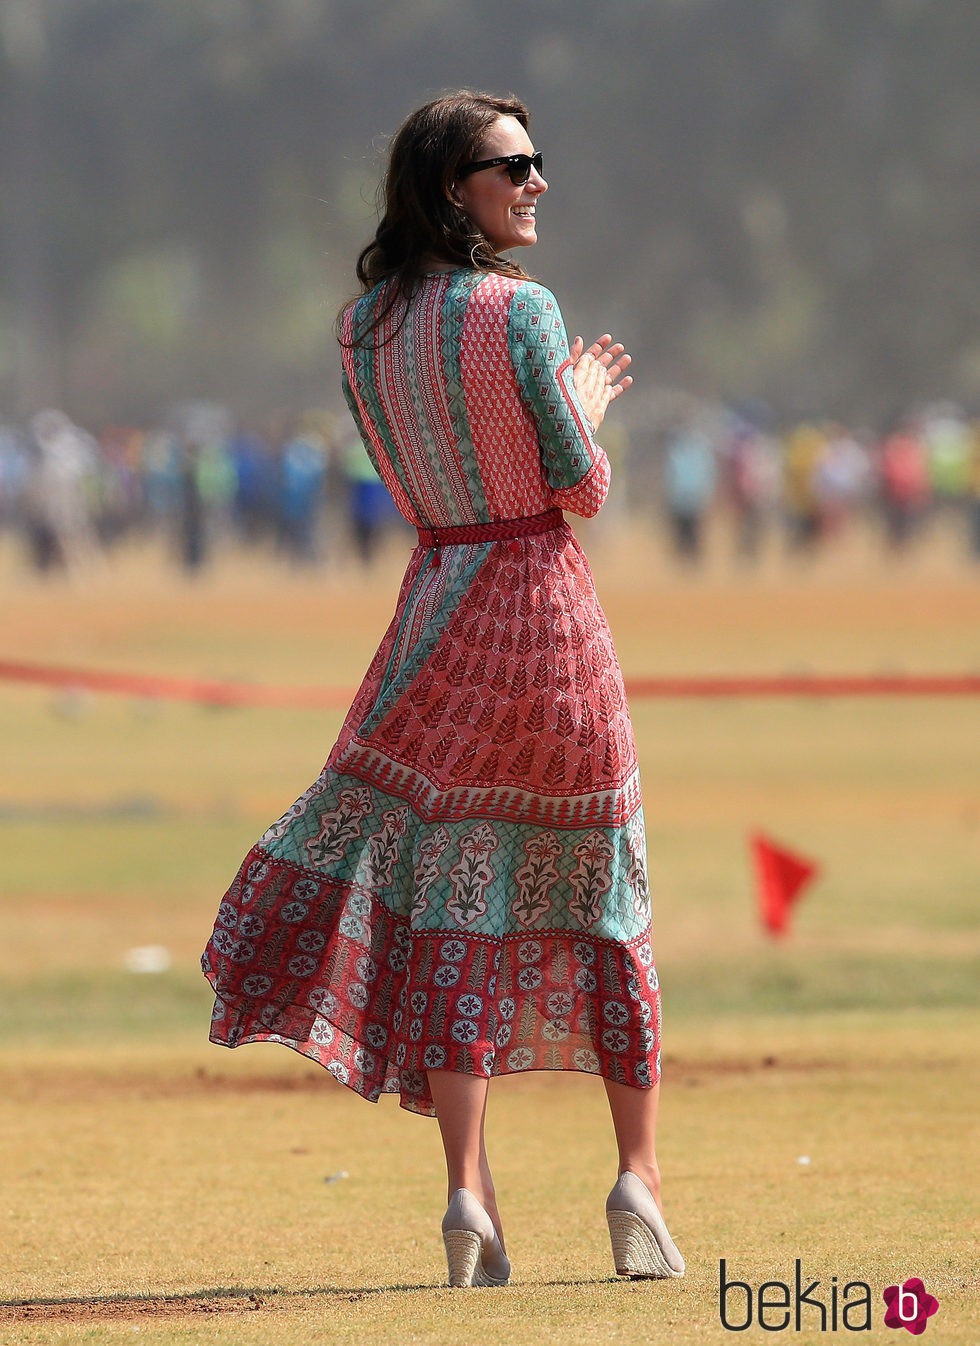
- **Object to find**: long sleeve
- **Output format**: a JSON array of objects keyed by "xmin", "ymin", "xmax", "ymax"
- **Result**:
[
  {"xmin": 507, "ymin": 282, "xmax": 611, "ymax": 518},
  {"xmin": 341, "ymin": 365, "xmax": 379, "ymax": 469}
]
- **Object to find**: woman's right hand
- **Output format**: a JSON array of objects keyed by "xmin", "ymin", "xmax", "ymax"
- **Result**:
[{"xmin": 570, "ymin": 333, "xmax": 633, "ymax": 433}]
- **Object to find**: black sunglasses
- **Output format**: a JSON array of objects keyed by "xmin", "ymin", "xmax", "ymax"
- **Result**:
[{"xmin": 457, "ymin": 151, "xmax": 544, "ymax": 186}]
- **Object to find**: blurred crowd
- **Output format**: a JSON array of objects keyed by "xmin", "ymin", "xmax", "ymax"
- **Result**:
[
  {"xmin": 643, "ymin": 399, "xmax": 980, "ymax": 564},
  {"xmin": 1, "ymin": 398, "xmax": 979, "ymax": 577},
  {"xmin": 0, "ymin": 401, "xmax": 406, "ymax": 577}
]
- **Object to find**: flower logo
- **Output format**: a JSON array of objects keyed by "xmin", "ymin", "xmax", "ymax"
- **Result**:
[{"xmin": 883, "ymin": 1279, "xmax": 939, "ymax": 1335}]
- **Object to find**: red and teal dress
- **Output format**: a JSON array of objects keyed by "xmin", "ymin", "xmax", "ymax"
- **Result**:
[{"xmin": 202, "ymin": 269, "xmax": 662, "ymax": 1115}]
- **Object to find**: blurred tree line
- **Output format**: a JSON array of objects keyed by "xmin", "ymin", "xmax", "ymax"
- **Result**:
[{"xmin": 1, "ymin": 0, "xmax": 978, "ymax": 425}]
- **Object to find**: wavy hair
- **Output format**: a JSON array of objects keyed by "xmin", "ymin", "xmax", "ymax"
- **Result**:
[{"xmin": 340, "ymin": 90, "xmax": 533, "ymax": 347}]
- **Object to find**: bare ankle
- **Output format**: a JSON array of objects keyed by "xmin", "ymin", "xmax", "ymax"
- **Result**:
[{"xmin": 620, "ymin": 1163, "xmax": 663, "ymax": 1206}]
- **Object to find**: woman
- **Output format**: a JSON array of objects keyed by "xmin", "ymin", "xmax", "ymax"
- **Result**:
[{"xmin": 202, "ymin": 90, "xmax": 683, "ymax": 1289}]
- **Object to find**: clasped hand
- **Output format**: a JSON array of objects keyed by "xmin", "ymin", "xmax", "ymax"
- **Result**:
[{"xmin": 570, "ymin": 333, "xmax": 633, "ymax": 433}]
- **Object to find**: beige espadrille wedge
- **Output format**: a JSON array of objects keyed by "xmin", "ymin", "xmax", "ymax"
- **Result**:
[
  {"xmin": 606, "ymin": 1171, "xmax": 685, "ymax": 1279},
  {"xmin": 441, "ymin": 1189, "xmax": 511, "ymax": 1288}
]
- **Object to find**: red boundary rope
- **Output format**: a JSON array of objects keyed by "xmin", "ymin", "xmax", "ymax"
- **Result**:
[{"xmin": 1, "ymin": 659, "xmax": 978, "ymax": 709}]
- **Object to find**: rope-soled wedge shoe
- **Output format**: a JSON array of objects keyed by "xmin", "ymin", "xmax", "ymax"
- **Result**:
[
  {"xmin": 441, "ymin": 1189, "xmax": 511, "ymax": 1288},
  {"xmin": 606, "ymin": 1171, "xmax": 685, "ymax": 1279}
]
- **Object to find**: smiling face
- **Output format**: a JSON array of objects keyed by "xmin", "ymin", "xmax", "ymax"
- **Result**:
[{"xmin": 453, "ymin": 114, "xmax": 547, "ymax": 254}]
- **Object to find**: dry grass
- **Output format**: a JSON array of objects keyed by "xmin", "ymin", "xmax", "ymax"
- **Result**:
[
  {"xmin": 1, "ymin": 528, "xmax": 978, "ymax": 1343},
  {"xmin": 0, "ymin": 1017, "xmax": 976, "ymax": 1345}
]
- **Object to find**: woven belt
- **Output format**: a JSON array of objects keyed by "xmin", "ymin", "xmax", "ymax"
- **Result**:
[{"xmin": 416, "ymin": 508, "xmax": 564, "ymax": 550}]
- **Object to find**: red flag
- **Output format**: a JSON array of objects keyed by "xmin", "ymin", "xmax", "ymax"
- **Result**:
[{"xmin": 750, "ymin": 833, "xmax": 820, "ymax": 935}]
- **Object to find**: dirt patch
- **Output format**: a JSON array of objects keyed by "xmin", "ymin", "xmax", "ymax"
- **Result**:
[
  {"xmin": 0, "ymin": 1065, "xmax": 333, "ymax": 1107},
  {"xmin": 661, "ymin": 1053, "xmax": 838, "ymax": 1085},
  {"xmin": 0, "ymin": 1055, "xmax": 854, "ymax": 1109},
  {"xmin": 0, "ymin": 1284, "xmax": 431, "ymax": 1322},
  {"xmin": 0, "ymin": 1291, "xmax": 265, "ymax": 1322}
]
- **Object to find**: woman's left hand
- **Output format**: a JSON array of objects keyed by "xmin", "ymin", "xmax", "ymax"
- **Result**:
[{"xmin": 570, "ymin": 333, "xmax": 633, "ymax": 433}]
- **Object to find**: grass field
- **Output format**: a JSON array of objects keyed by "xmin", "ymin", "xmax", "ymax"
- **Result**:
[{"xmin": 1, "ymin": 526, "xmax": 978, "ymax": 1344}]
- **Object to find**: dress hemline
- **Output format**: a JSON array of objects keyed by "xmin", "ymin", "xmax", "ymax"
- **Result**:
[{"xmin": 204, "ymin": 991, "xmax": 660, "ymax": 1119}]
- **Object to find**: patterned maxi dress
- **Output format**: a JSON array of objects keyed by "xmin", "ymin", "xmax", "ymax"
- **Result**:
[{"xmin": 202, "ymin": 269, "xmax": 662, "ymax": 1116}]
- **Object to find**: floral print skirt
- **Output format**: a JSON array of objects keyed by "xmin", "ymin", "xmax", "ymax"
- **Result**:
[{"xmin": 202, "ymin": 526, "xmax": 662, "ymax": 1116}]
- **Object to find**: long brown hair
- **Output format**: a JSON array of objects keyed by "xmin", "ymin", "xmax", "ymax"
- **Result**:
[{"xmin": 340, "ymin": 90, "xmax": 533, "ymax": 347}]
